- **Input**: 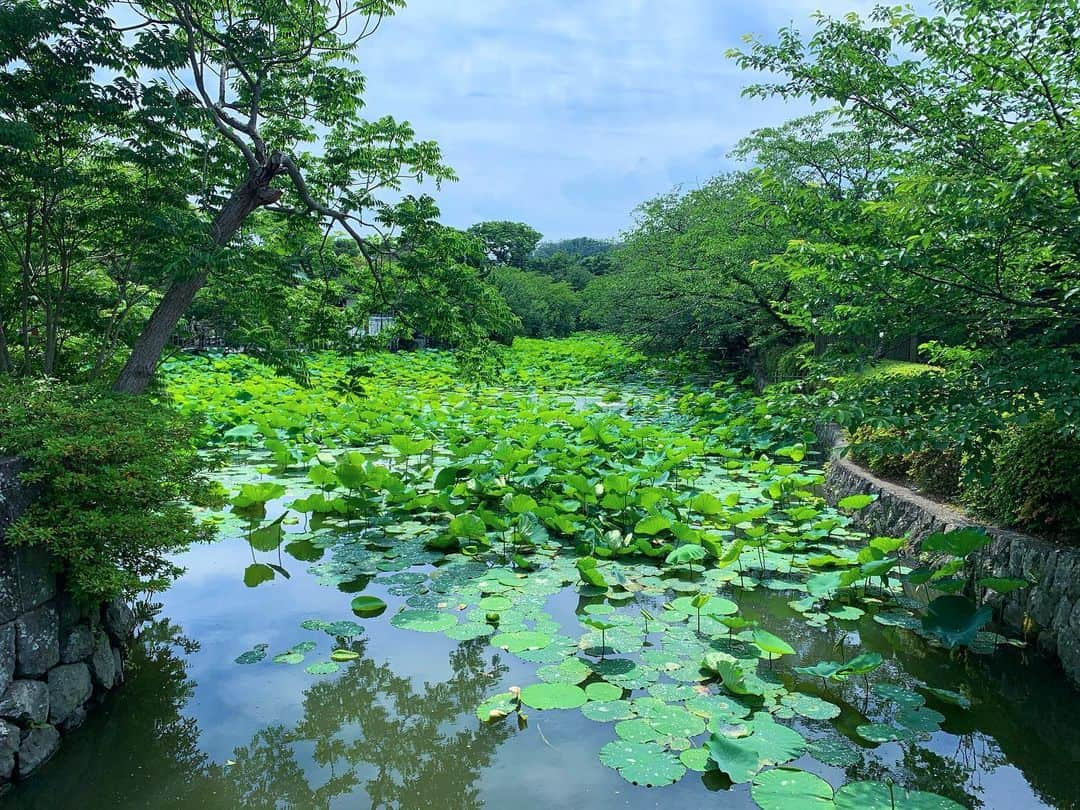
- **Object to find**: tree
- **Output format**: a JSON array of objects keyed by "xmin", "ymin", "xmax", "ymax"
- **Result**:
[
  {"xmin": 534, "ymin": 236, "xmax": 614, "ymax": 261},
  {"xmin": 490, "ymin": 267, "xmax": 580, "ymax": 338},
  {"xmin": 590, "ymin": 173, "xmax": 799, "ymax": 360},
  {"xmin": 466, "ymin": 221, "xmax": 542, "ymax": 268},
  {"xmin": 731, "ymin": 0, "xmax": 1080, "ymax": 342},
  {"xmin": 110, "ymin": 0, "xmax": 455, "ymax": 392},
  {"xmin": 0, "ymin": 0, "xmax": 196, "ymax": 379}
]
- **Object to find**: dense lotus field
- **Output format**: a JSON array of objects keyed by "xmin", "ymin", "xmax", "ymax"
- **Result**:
[{"xmin": 159, "ymin": 337, "xmax": 1026, "ymax": 809}]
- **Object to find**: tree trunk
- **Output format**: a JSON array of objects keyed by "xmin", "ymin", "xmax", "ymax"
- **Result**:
[
  {"xmin": 0, "ymin": 319, "xmax": 10, "ymax": 375},
  {"xmin": 112, "ymin": 171, "xmax": 282, "ymax": 394}
]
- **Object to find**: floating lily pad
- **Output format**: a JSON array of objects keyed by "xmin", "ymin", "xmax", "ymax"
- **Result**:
[
  {"xmin": 645, "ymin": 705, "xmax": 706, "ymax": 737},
  {"xmin": 874, "ymin": 610, "xmax": 921, "ymax": 630},
  {"xmin": 856, "ymin": 723, "xmax": 914, "ymax": 744},
  {"xmin": 537, "ymin": 657, "xmax": 592, "ymax": 684},
  {"xmin": 873, "ymin": 683, "xmax": 925, "ymax": 708},
  {"xmin": 581, "ymin": 699, "xmax": 635, "ymax": 722},
  {"xmin": 598, "ymin": 740, "xmax": 687, "ymax": 787},
  {"xmin": 390, "ymin": 609, "xmax": 457, "ymax": 632},
  {"xmin": 305, "ymin": 661, "xmax": 340, "ymax": 675},
  {"xmin": 585, "ymin": 681, "xmax": 624, "ymax": 702},
  {"xmin": 444, "ymin": 621, "xmax": 494, "ymax": 641},
  {"xmin": 234, "ymin": 643, "xmax": 268, "ymax": 665},
  {"xmin": 476, "ymin": 692, "xmax": 518, "ymax": 722},
  {"xmin": 679, "ymin": 746, "xmax": 711, "ymax": 772},
  {"xmin": 647, "ymin": 682, "xmax": 698, "ymax": 703},
  {"xmin": 519, "ymin": 682, "xmax": 587, "ymax": 710},
  {"xmin": 273, "ymin": 651, "xmax": 305, "ymax": 665},
  {"xmin": 491, "ymin": 630, "xmax": 554, "ymax": 652},
  {"xmin": 781, "ymin": 692, "xmax": 841, "ymax": 720},
  {"xmin": 918, "ymin": 685, "xmax": 971, "ymax": 709},
  {"xmin": 478, "ymin": 595, "xmax": 513, "ymax": 611},
  {"xmin": 751, "ymin": 767, "xmax": 834, "ymax": 810},
  {"xmin": 616, "ymin": 718, "xmax": 662, "ymax": 743},
  {"xmin": 807, "ymin": 738, "xmax": 861, "ymax": 767},
  {"xmin": 834, "ymin": 781, "xmax": 965, "ymax": 810},
  {"xmin": 896, "ymin": 707, "xmax": 944, "ymax": 734}
]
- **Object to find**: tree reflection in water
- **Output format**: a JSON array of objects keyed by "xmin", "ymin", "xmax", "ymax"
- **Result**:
[
  {"xmin": 221, "ymin": 637, "xmax": 513, "ymax": 809},
  {"xmin": 4, "ymin": 621, "xmax": 512, "ymax": 810}
]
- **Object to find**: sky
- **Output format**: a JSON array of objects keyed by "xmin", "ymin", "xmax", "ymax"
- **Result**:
[{"xmin": 354, "ymin": 1, "xmax": 928, "ymax": 243}]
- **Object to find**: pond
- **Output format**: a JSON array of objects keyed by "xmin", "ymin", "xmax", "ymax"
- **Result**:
[{"xmin": 4, "ymin": 339, "xmax": 1079, "ymax": 809}]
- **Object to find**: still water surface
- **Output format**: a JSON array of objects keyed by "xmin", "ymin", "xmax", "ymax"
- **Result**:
[{"xmin": 3, "ymin": 523, "xmax": 1079, "ymax": 810}]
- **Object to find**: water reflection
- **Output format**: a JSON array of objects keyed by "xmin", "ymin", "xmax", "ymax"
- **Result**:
[{"xmin": 9, "ymin": 620, "xmax": 511, "ymax": 810}]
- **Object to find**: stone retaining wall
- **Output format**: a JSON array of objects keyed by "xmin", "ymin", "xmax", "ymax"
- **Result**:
[
  {"xmin": 815, "ymin": 425, "xmax": 1080, "ymax": 690},
  {"xmin": 0, "ymin": 458, "xmax": 135, "ymax": 789}
]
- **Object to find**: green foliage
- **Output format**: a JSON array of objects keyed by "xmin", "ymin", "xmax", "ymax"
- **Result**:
[
  {"xmin": 467, "ymin": 221, "xmax": 543, "ymax": 269},
  {"xmin": 490, "ymin": 267, "xmax": 581, "ymax": 338},
  {"xmin": 0, "ymin": 379, "xmax": 214, "ymax": 603},
  {"xmin": 966, "ymin": 415, "xmax": 1080, "ymax": 542}
]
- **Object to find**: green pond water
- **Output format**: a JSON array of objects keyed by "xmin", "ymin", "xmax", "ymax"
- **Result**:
[
  {"xmin": 3, "ymin": 470, "xmax": 1079, "ymax": 809},
  {"xmin": 4, "ymin": 341, "xmax": 1080, "ymax": 810}
]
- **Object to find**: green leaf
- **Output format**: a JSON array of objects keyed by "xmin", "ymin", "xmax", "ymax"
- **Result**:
[
  {"xmin": 921, "ymin": 527, "xmax": 989, "ymax": 557},
  {"xmin": 921, "ymin": 596, "xmax": 992, "ymax": 649},
  {"xmin": 704, "ymin": 733, "xmax": 762, "ymax": 783},
  {"xmin": 834, "ymin": 781, "xmax": 964, "ymax": 810},
  {"xmin": 350, "ymin": 595, "xmax": 388, "ymax": 617},
  {"xmin": 977, "ymin": 576, "xmax": 1029, "ymax": 594},
  {"xmin": 751, "ymin": 768, "xmax": 835, "ymax": 810},
  {"xmin": 243, "ymin": 564, "xmax": 275, "ymax": 588},
  {"xmin": 752, "ymin": 629, "xmax": 795, "ymax": 657},
  {"xmin": 519, "ymin": 682, "xmax": 587, "ymax": 710},
  {"xmin": 665, "ymin": 544, "xmax": 707, "ymax": 566},
  {"xmin": 585, "ymin": 681, "xmax": 623, "ymax": 702},
  {"xmin": 490, "ymin": 630, "xmax": 554, "ymax": 652},
  {"xmin": 390, "ymin": 609, "xmax": 457, "ymax": 633},
  {"xmin": 598, "ymin": 740, "xmax": 687, "ymax": 787},
  {"xmin": 635, "ymin": 514, "xmax": 672, "ymax": 536},
  {"xmin": 838, "ymin": 494, "xmax": 875, "ymax": 511}
]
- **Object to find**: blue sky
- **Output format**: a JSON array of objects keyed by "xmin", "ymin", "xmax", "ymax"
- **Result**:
[{"xmin": 355, "ymin": 1, "xmax": 929, "ymax": 242}]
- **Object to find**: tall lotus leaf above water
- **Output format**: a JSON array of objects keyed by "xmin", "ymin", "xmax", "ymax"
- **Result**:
[
  {"xmin": 335, "ymin": 452, "xmax": 368, "ymax": 489},
  {"xmin": 231, "ymin": 482, "xmax": 287, "ymax": 509},
  {"xmin": 752, "ymin": 629, "xmax": 796, "ymax": 658},
  {"xmin": 840, "ymin": 652, "xmax": 884, "ymax": 677},
  {"xmin": 505, "ymin": 493, "xmax": 538, "ymax": 514},
  {"xmin": 704, "ymin": 733, "xmax": 762, "ymax": 783},
  {"xmin": 635, "ymin": 514, "xmax": 672, "ymax": 536},
  {"xmin": 838, "ymin": 493, "xmax": 875, "ymax": 511},
  {"xmin": 922, "ymin": 595, "xmax": 993, "ymax": 649},
  {"xmin": 665, "ymin": 544, "xmax": 706, "ymax": 566},
  {"xmin": 350, "ymin": 595, "xmax": 387, "ymax": 618},
  {"xmin": 447, "ymin": 512, "xmax": 487, "ymax": 540},
  {"xmin": 307, "ymin": 464, "xmax": 338, "ymax": 488},
  {"xmin": 248, "ymin": 514, "xmax": 287, "ymax": 552},
  {"xmin": 921, "ymin": 527, "xmax": 990, "ymax": 558},
  {"xmin": 977, "ymin": 576, "xmax": 1029, "ymax": 594},
  {"xmin": 577, "ymin": 557, "xmax": 608, "ymax": 588}
]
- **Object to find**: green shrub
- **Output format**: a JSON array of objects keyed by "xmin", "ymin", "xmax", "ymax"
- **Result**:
[
  {"xmin": 774, "ymin": 342, "xmax": 816, "ymax": 380},
  {"xmin": 904, "ymin": 446, "xmax": 961, "ymax": 498},
  {"xmin": 965, "ymin": 415, "xmax": 1080, "ymax": 543},
  {"xmin": 849, "ymin": 425, "xmax": 909, "ymax": 479},
  {"xmin": 0, "ymin": 379, "xmax": 215, "ymax": 604}
]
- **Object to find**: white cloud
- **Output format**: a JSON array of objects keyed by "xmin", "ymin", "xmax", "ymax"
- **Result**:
[{"xmin": 354, "ymin": 0, "xmax": 933, "ymax": 239}]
